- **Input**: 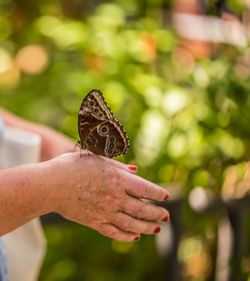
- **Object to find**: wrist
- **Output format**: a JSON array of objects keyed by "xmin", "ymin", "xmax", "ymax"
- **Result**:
[
  {"xmin": 42, "ymin": 152, "xmax": 94, "ymax": 216},
  {"xmin": 21, "ymin": 161, "xmax": 56, "ymax": 216},
  {"xmin": 39, "ymin": 154, "xmax": 81, "ymax": 215},
  {"xmin": 37, "ymin": 159, "xmax": 64, "ymax": 214}
]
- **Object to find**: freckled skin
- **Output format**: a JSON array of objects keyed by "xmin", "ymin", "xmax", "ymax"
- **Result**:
[
  {"xmin": 0, "ymin": 164, "xmax": 52, "ymax": 234},
  {"xmin": 47, "ymin": 153, "xmax": 170, "ymax": 241},
  {"xmin": 0, "ymin": 152, "xmax": 170, "ymax": 241}
]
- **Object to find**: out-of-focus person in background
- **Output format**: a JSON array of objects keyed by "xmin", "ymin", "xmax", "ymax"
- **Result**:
[{"xmin": 172, "ymin": 0, "xmax": 241, "ymax": 60}]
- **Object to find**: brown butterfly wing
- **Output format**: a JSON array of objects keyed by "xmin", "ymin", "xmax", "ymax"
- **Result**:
[
  {"xmin": 78, "ymin": 111, "xmax": 99, "ymax": 149},
  {"xmin": 78, "ymin": 89, "xmax": 129, "ymax": 158},
  {"xmin": 106, "ymin": 121, "xmax": 129, "ymax": 158},
  {"xmin": 79, "ymin": 89, "xmax": 114, "ymax": 120},
  {"xmin": 78, "ymin": 89, "xmax": 111, "ymax": 148},
  {"xmin": 87, "ymin": 120, "xmax": 129, "ymax": 158}
]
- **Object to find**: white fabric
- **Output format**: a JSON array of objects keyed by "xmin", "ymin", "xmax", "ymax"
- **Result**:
[
  {"xmin": 0, "ymin": 126, "xmax": 46, "ymax": 281},
  {"xmin": 0, "ymin": 114, "xmax": 9, "ymax": 281}
]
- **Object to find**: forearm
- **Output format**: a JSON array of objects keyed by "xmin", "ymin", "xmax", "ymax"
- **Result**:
[
  {"xmin": 0, "ymin": 107, "xmax": 46, "ymax": 133},
  {"xmin": 0, "ymin": 107, "xmax": 55, "ymax": 156},
  {"xmin": 0, "ymin": 162, "xmax": 53, "ymax": 235},
  {"xmin": 0, "ymin": 107, "xmax": 74, "ymax": 161}
]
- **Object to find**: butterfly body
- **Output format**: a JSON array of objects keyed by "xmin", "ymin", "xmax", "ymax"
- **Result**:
[{"xmin": 78, "ymin": 89, "xmax": 129, "ymax": 158}]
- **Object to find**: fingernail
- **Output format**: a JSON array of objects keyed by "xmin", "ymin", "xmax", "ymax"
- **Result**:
[
  {"xmin": 164, "ymin": 194, "xmax": 170, "ymax": 201},
  {"xmin": 134, "ymin": 236, "xmax": 140, "ymax": 241},
  {"xmin": 154, "ymin": 226, "xmax": 161, "ymax": 233},
  {"xmin": 128, "ymin": 164, "xmax": 138, "ymax": 171},
  {"xmin": 162, "ymin": 215, "xmax": 170, "ymax": 222}
]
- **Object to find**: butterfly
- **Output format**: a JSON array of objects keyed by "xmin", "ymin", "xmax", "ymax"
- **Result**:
[{"xmin": 78, "ymin": 89, "xmax": 129, "ymax": 158}]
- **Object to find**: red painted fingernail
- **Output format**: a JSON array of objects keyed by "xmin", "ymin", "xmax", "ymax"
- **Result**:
[
  {"xmin": 162, "ymin": 215, "xmax": 170, "ymax": 222},
  {"xmin": 154, "ymin": 226, "xmax": 161, "ymax": 233},
  {"xmin": 164, "ymin": 194, "xmax": 170, "ymax": 201},
  {"xmin": 134, "ymin": 236, "xmax": 140, "ymax": 241},
  {"xmin": 128, "ymin": 164, "xmax": 138, "ymax": 171}
]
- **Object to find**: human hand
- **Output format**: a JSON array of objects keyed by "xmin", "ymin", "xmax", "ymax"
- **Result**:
[{"xmin": 45, "ymin": 153, "xmax": 170, "ymax": 242}]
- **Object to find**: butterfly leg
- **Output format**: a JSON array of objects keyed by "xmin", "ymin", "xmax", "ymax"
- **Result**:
[
  {"xmin": 73, "ymin": 143, "xmax": 77, "ymax": 152},
  {"xmin": 84, "ymin": 136, "xmax": 93, "ymax": 158},
  {"xmin": 73, "ymin": 141, "xmax": 81, "ymax": 152},
  {"xmin": 89, "ymin": 132, "xmax": 99, "ymax": 148}
]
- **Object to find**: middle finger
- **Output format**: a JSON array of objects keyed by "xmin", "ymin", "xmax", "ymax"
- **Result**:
[{"xmin": 121, "ymin": 195, "xmax": 170, "ymax": 222}]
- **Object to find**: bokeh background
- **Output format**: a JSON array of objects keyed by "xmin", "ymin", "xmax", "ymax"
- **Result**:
[{"xmin": 0, "ymin": 0, "xmax": 250, "ymax": 280}]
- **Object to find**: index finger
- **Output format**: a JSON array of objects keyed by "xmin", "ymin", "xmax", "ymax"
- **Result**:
[
  {"xmin": 121, "ymin": 171, "xmax": 170, "ymax": 202},
  {"xmin": 102, "ymin": 157, "xmax": 138, "ymax": 174}
]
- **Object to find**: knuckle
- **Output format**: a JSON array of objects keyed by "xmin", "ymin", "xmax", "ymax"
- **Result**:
[
  {"xmin": 120, "ymin": 217, "xmax": 132, "ymax": 230},
  {"xmin": 135, "ymin": 205, "xmax": 146, "ymax": 218},
  {"xmin": 103, "ymin": 194, "xmax": 114, "ymax": 203},
  {"xmin": 136, "ymin": 220, "xmax": 149, "ymax": 233},
  {"xmin": 110, "ymin": 228, "xmax": 119, "ymax": 238},
  {"xmin": 127, "ymin": 200, "xmax": 140, "ymax": 214},
  {"xmin": 103, "ymin": 226, "xmax": 119, "ymax": 238},
  {"xmin": 126, "ymin": 199, "xmax": 146, "ymax": 217},
  {"xmin": 109, "ymin": 167, "xmax": 120, "ymax": 185},
  {"xmin": 161, "ymin": 208, "xmax": 169, "ymax": 218},
  {"xmin": 108, "ymin": 169, "xmax": 126, "ymax": 196},
  {"xmin": 154, "ymin": 206, "xmax": 167, "ymax": 219},
  {"xmin": 145, "ymin": 224, "xmax": 154, "ymax": 234},
  {"xmin": 142, "ymin": 187, "xmax": 150, "ymax": 199},
  {"xmin": 99, "ymin": 227, "xmax": 108, "ymax": 236},
  {"xmin": 124, "ymin": 236, "xmax": 135, "ymax": 242},
  {"xmin": 116, "ymin": 236, "xmax": 132, "ymax": 242},
  {"xmin": 135, "ymin": 201, "xmax": 151, "ymax": 219}
]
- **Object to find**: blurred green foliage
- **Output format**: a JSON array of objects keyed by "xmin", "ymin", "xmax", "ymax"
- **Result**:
[
  {"xmin": 0, "ymin": 0, "xmax": 250, "ymax": 280},
  {"xmin": 42, "ymin": 222, "xmax": 163, "ymax": 281}
]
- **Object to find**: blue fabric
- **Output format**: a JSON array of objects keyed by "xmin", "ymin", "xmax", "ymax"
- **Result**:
[
  {"xmin": 0, "ymin": 240, "xmax": 8, "ymax": 281},
  {"xmin": 0, "ymin": 114, "xmax": 9, "ymax": 281}
]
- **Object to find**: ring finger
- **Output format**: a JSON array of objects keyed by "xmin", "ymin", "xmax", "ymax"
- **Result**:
[
  {"xmin": 112, "ymin": 211, "xmax": 161, "ymax": 235},
  {"xmin": 121, "ymin": 195, "xmax": 170, "ymax": 222}
]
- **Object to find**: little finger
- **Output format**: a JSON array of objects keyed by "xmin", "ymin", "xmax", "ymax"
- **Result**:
[
  {"xmin": 112, "ymin": 212, "xmax": 162, "ymax": 235},
  {"xmin": 99, "ymin": 223, "xmax": 140, "ymax": 242}
]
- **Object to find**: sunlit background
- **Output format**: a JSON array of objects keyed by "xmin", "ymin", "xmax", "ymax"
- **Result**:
[{"xmin": 0, "ymin": 0, "xmax": 250, "ymax": 280}]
